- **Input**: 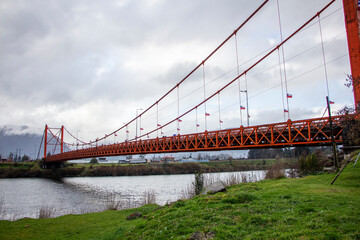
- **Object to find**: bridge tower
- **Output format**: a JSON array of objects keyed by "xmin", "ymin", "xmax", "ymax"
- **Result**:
[
  {"xmin": 343, "ymin": 0, "xmax": 360, "ymax": 109},
  {"xmin": 43, "ymin": 125, "xmax": 64, "ymax": 159}
]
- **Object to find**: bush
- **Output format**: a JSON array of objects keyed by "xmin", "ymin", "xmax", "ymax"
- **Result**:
[
  {"xmin": 299, "ymin": 153, "xmax": 324, "ymax": 176},
  {"xmin": 265, "ymin": 162, "xmax": 285, "ymax": 179},
  {"xmin": 104, "ymin": 191, "xmax": 122, "ymax": 210},
  {"xmin": 193, "ymin": 172, "xmax": 204, "ymax": 195},
  {"xmin": 39, "ymin": 206, "xmax": 56, "ymax": 219},
  {"xmin": 142, "ymin": 189, "xmax": 156, "ymax": 205},
  {"xmin": 90, "ymin": 158, "xmax": 98, "ymax": 164}
]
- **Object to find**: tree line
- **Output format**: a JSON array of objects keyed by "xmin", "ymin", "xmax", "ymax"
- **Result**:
[{"xmin": 247, "ymin": 147, "xmax": 332, "ymax": 159}]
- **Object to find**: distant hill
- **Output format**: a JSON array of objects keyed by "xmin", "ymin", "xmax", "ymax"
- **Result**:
[{"xmin": 0, "ymin": 125, "xmax": 43, "ymax": 160}]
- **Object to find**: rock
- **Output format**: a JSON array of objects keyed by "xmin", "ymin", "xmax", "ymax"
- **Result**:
[
  {"xmin": 201, "ymin": 181, "xmax": 226, "ymax": 195},
  {"xmin": 324, "ymin": 166, "xmax": 336, "ymax": 173},
  {"xmin": 189, "ymin": 231, "xmax": 206, "ymax": 240},
  {"xmin": 206, "ymin": 232, "xmax": 215, "ymax": 238},
  {"xmin": 126, "ymin": 212, "xmax": 142, "ymax": 220},
  {"xmin": 154, "ymin": 206, "xmax": 165, "ymax": 211},
  {"xmin": 188, "ymin": 231, "xmax": 215, "ymax": 240}
]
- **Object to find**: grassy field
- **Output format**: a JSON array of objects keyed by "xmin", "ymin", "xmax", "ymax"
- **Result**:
[{"xmin": 1, "ymin": 163, "xmax": 359, "ymax": 239}]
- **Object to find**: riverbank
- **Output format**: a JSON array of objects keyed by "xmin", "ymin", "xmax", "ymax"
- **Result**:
[
  {"xmin": 0, "ymin": 159, "xmax": 292, "ymax": 179},
  {"xmin": 1, "ymin": 163, "xmax": 359, "ymax": 239}
]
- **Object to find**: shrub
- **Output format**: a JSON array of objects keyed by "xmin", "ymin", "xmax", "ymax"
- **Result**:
[
  {"xmin": 39, "ymin": 206, "xmax": 56, "ymax": 219},
  {"xmin": 299, "ymin": 153, "xmax": 324, "ymax": 176},
  {"xmin": 265, "ymin": 162, "xmax": 285, "ymax": 179},
  {"xmin": 142, "ymin": 189, "xmax": 157, "ymax": 205},
  {"xmin": 173, "ymin": 200, "xmax": 186, "ymax": 208},
  {"xmin": 90, "ymin": 158, "xmax": 98, "ymax": 164},
  {"xmin": 193, "ymin": 171, "xmax": 204, "ymax": 195},
  {"xmin": 0, "ymin": 197, "xmax": 5, "ymax": 220},
  {"xmin": 104, "ymin": 191, "xmax": 122, "ymax": 210}
]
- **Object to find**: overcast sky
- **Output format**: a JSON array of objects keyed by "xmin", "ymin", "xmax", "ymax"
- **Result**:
[{"xmin": 0, "ymin": 0, "xmax": 354, "ymax": 145}]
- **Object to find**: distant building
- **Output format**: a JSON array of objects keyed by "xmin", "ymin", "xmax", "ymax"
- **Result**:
[
  {"xmin": 161, "ymin": 156, "xmax": 175, "ymax": 163},
  {"xmin": 129, "ymin": 158, "xmax": 149, "ymax": 164},
  {"xmin": 118, "ymin": 159, "xmax": 130, "ymax": 164},
  {"xmin": 178, "ymin": 159, "xmax": 209, "ymax": 163},
  {"xmin": 151, "ymin": 157, "xmax": 161, "ymax": 162}
]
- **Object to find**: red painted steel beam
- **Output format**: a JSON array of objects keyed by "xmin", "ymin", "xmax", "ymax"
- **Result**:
[
  {"xmin": 342, "ymin": 0, "xmax": 360, "ymax": 109},
  {"xmin": 44, "ymin": 115, "xmax": 351, "ymax": 163},
  {"xmin": 44, "ymin": 124, "xmax": 48, "ymax": 159}
]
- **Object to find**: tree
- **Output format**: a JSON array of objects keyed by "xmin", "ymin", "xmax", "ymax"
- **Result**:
[
  {"xmin": 299, "ymin": 153, "xmax": 323, "ymax": 175},
  {"xmin": 294, "ymin": 147, "xmax": 310, "ymax": 158},
  {"xmin": 344, "ymin": 74, "xmax": 360, "ymax": 91},
  {"xmin": 248, "ymin": 148, "xmax": 283, "ymax": 159},
  {"xmin": 344, "ymin": 74, "xmax": 360, "ymax": 110},
  {"xmin": 337, "ymin": 106, "xmax": 360, "ymax": 146},
  {"xmin": 248, "ymin": 149, "xmax": 262, "ymax": 159},
  {"xmin": 90, "ymin": 158, "xmax": 98, "ymax": 164},
  {"xmin": 227, "ymin": 156, "xmax": 234, "ymax": 165},
  {"xmin": 21, "ymin": 155, "xmax": 30, "ymax": 162}
]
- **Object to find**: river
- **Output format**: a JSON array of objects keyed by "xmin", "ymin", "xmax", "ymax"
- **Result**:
[{"xmin": 0, "ymin": 170, "xmax": 265, "ymax": 221}]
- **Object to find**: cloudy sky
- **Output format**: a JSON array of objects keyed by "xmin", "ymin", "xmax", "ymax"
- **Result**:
[{"xmin": 0, "ymin": 0, "xmax": 354, "ymax": 145}]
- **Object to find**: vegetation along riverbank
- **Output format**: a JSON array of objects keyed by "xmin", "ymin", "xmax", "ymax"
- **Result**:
[
  {"xmin": 0, "ymin": 158, "xmax": 293, "ymax": 179},
  {"xmin": 0, "ymin": 153, "xmax": 359, "ymax": 239}
]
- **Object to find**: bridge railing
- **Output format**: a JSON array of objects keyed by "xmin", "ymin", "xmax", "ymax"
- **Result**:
[{"xmin": 44, "ymin": 114, "xmax": 353, "ymax": 162}]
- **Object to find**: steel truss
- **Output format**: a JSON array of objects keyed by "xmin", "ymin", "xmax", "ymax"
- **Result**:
[{"xmin": 45, "ymin": 115, "xmax": 350, "ymax": 163}]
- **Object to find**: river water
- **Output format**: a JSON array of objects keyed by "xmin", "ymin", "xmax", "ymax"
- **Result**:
[{"xmin": 0, "ymin": 170, "xmax": 265, "ymax": 221}]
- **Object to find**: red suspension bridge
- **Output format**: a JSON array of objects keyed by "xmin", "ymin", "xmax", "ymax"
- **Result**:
[{"xmin": 42, "ymin": 0, "xmax": 360, "ymax": 164}]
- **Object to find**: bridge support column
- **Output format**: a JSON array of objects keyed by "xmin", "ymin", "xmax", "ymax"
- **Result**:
[
  {"xmin": 43, "ymin": 124, "xmax": 65, "ymax": 160},
  {"xmin": 343, "ymin": 0, "xmax": 360, "ymax": 109},
  {"xmin": 61, "ymin": 126, "xmax": 64, "ymax": 154},
  {"xmin": 44, "ymin": 124, "xmax": 48, "ymax": 159}
]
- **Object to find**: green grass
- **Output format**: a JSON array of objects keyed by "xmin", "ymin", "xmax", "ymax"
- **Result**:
[
  {"xmin": 0, "ymin": 205, "xmax": 159, "ymax": 240},
  {"xmin": 1, "ymin": 164, "xmax": 359, "ymax": 239},
  {"xmin": 0, "ymin": 162, "xmax": 33, "ymax": 169}
]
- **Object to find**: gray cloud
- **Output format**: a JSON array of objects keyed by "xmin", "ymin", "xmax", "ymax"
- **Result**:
[{"xmin": 0, "ymin": 0, "xmax": 353, "ymax": 142}]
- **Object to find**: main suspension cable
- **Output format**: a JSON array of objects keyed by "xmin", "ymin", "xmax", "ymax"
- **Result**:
[
  {"xmin": 132, "ymin": 0, "xmax": 336, "ymax": 141},
  {"xmin": 85, "ymin": 0, "xmax": 270, "ymax": 145}
]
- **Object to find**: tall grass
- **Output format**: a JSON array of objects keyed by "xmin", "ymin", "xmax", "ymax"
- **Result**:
[
  {"xmin": 180, "ymin": 185, "xmax": 196, "ymax": 199},
  {"xmin": 205, "ymin": 172, "xmax": 262, "ymax": 187},
  {"xmin": 104, "ymin": 191, "xmax": 122, "ymax": 210},
  {"xmin": 222, "ymin": 173, "xmax": 248, "ymax": 186},
  {"xmin": 0, "ymin": 197, "xmax": 5, "ymax": 220},
  {"xmin": 38, "ymin": 205, "xmax": 56, "ymax": 219},
  {"xmin": 265, "ymin": 162, "xmax": 286, "ymax": 179},
  {"xmin": 142, "ymin": 189, "xmax": 157, "ymax": 205},
  {"xmin": 181, "ymin": 172, "xmax": 263, "ymax": 199}
]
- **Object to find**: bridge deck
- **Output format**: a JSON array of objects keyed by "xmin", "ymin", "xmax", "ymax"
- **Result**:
[{"xmin": 44, "ymin": 115, "xmax": 351, "ymax": 162}]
